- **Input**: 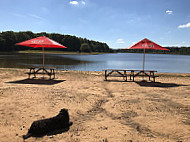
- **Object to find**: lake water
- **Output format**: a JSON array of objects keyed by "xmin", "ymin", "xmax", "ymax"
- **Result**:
[{"xmin": 0, "ymin": 52, "xmax": 189, "ymax": 73}]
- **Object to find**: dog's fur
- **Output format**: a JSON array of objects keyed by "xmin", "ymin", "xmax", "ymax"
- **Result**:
[{"xmin": 23, "ymin": 108, "xmax": 72, "ymax": 139}]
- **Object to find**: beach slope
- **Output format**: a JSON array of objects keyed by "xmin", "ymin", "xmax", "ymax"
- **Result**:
[{"xmin": 0, "ymin": 68, "xmax": 190, "ymax": 142}]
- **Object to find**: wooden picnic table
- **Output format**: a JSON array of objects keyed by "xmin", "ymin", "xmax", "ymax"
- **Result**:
[
  {"xmin": 103, "ymin": 69, "xmax": 158, "ymax": 82},
  {"xmin": 25, "ymin": 67, "xmax": 56, "ymax": 79}
]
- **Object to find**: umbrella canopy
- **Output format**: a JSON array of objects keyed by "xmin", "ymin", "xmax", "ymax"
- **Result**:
[
  {"xmin": 126, "ymin": 38, "xmax": 169, "ymax": 50},
  {"xmin": 15, "ymin": 36, "xmax": 67, "ymax": 48},
  {"xmin": 126, "ymin": 38, "xmax": 169, "ymax": 70},
  {"xmin": 15, "ymin": 36, "xmax": 67, "ymax": 67}
]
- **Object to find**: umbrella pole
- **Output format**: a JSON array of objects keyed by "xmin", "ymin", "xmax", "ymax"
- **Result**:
[
  {"xmin": 42, "ymin": 45, "xmax": 45, "ymax": 78},
  {"xmin": 143, "ymin": 48, "xmax": 145, "ymax": 71},
  {"xmin": 42, "ymin": 46, "xmax": 45, "ymax": 68},
  {"xmin": 142, "ymin": 48, "xmax": 145, "ymax": 81}
]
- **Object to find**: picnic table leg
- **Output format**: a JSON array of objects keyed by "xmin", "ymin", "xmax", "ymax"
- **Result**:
[
  {"xmin": 28, "ymin": 68, "xmax": 32, "ymax": 79},
  {"xmin": 49, "ymin": 69, "xmax": 51, "ymax": 79},
  {"xmin": 132, "ymin": 71, "xmax": 135, "ymax": 82},
  {"xmin": 49, "ymin": 69, "xmax": 52, "ymax": 79},
  {"xmin": 52, "ymin": 69, "xmax": 55, "ymax": 79},
  {"xmin": 33, "ymin": 72, "xmax": 36, "ymax": 78},
  {"xmin": 124, "ymin": 71, "xmax": 127, "ymax": 81},
  {"xmin": 149, "ymin": 72, "xmax": 151, "ymax": 81},
  {"xmin": 31, "ymin": 68, "xmax": 36, "ymax": 78},
  {"xmin": 28, "ymin": 68, "xmax": 34, "ymax": 79},
  {"xmin": 54, "ymin": 70, "xmax": 55, "ymax": 79},
  {"xmin": 152, "ymin": 72, "xmax": 155, "ymax": 82},
  {"xmin": 51, "ymin": 69, "xmax": 55, "ymax": 79},
  {"xmin": 149, "ymin": 71, "xmax": 155, "ymax": 82},
  {"xmin": 105, "ymin": 70, "xmax": 107, "ymax": 81},
  {"xmin": 130, "ymin": 71, "xmax": 132, "ymax": 80}
]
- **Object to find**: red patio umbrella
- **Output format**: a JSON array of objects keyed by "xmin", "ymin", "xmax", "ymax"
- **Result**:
[
  {"xmin": 126, "ymin": 38, "xmax": 169, "ymax": 70},
  {"xmin": 15, "ymin": 36, "xmax": 67, "ymax": 68}
]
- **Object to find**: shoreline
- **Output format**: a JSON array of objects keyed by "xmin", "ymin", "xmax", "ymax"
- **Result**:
[
  {"xmin": 2, "ymin": 50, "xmax": 190, "ymax": 56},
  {"xmin": 0, "ymin": 67, "xmax": 190, "ymax": 76},
  {"xmin": 18, "ymin": 50, "xmax": 108, "ymax": 55},
  {"xmin": 0, "ymin": 68, "xmax": 190, "ymax": 142},
  {"xmin": 14, "ymin": 50, "xmax": 190, "ymax": 56}
]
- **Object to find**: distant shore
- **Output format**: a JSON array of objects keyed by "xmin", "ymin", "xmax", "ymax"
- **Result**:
[
  {"xmin": 15, "ymin": 49, "xmax": 190, "ymax": 56},
  {"xmin": 18, "ymin": 50, "xmax": 108, "ymax": 55},
  {"xmin": 0, "ymin": 68, "xmax": 190, "ymax": 142}
]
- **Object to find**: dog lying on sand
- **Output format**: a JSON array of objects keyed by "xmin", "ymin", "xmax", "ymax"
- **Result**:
[{"xmin": 23, "ymin": 108, "xmax": 72, "ymax": 139}]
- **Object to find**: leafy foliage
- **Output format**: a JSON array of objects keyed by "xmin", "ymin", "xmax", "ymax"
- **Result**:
[
  {"xmin": 0, "ymin": 31, "xmax": 112, "ymax": 52},
  {"xmin": 80, "ymin": 43, "xmax": 91, "ymax": 52},
  {"xmin": 116, "ymin": 47, "xmax": 190, "ymax": 55},
  {"xmin": 1, "ymin": 31, "xmax": 189, "ymax": 55}
]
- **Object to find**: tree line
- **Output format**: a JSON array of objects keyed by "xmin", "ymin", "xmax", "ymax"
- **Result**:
[
  {"xmin": 1, "ymin": 31, "xmax": 190, "ymax": 55},
  {"xmin": 116, "ymin": 46, "xmax": 190, "ymax": 55},
  {"xmin": 0, "ymin": 31, "xmax": 112, "ymax": 53}
]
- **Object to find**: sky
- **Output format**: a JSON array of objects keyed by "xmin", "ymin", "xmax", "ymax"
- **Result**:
[{"xmin": 0, "ymin": 0, "xmax": 190, "ymax": 49}]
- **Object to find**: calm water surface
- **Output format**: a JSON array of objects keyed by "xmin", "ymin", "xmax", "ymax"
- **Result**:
[{"xmin": 0, "ymin": 52, "xmax": 189, "ymax": 73}]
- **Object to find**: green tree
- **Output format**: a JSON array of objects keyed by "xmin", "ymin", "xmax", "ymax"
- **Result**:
[
  {"xmin": 0, "ymin": 31, "xmax": 113, "ymax": 52},
  {"xmin": 1, "ymin": 31, "xmax": 17, "ymax": 51},
  {"xmin": 80, "ymin": 43, "xmax": 91, "ymax": 52},
  {"xmin": 0, "ymin": 33, "xmax": 6, "ymax": 51}
]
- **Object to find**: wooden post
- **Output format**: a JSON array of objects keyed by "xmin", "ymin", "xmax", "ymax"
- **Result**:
[
  {"xmin": 124, "ymin": 70, "xmax": 127, "ymax": 81},
  {"xmin": 42, "ymin": 45, "xmax": 45, "ymax": 78},
  {"xmin": 143, "ymin": 48, "xmax": 145, "ymax": 71},
  {"xmin": 42, "ymin": 45, "xmax": 45, "ymax": 68}
]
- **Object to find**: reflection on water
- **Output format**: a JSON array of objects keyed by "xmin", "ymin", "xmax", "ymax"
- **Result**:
[
  {"xmin": 0, "ymin": 52, "xmax": 190, "ymax": 73},
  {"xmin": 0, "ymin": 52, "xmax": 90, "ymax": 69}
]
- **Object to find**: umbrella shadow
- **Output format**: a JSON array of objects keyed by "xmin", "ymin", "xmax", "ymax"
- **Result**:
[
  {"xmin": 6, "ymin": 78, "xmax": 65, "ymax": 85},
  {"xmin": 135, "ymin": 80, "xmax": 187, "ymax": 88}
]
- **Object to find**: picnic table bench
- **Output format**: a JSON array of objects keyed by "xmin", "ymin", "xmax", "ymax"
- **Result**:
[
  {"xmin": 103, "ymin": 69, "xmax": 158, "ymax": 82},
  {"xmin": 25, "ymin": 67, "xmax": 56, "ymax": 79},
  {"xmin": 103, "ymin": 69, "xmax": 128, "ymax": 81}
]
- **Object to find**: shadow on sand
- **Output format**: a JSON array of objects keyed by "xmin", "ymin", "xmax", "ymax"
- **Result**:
[
  {"xmin": 104, "ymin": 80, "xmax": 128, "ymax": 82},
  {"xmin": 6, "ymin": 78, "xmax": 65, "ymax": 85},
  {"xmin": 24, "ymin": 123, "xmax": 73, "ymax": 140},
  {"xmin": 104, "ymin": 80, "xmax": 187, "ymax": 88},
  {"xmin": 136, "ymin": 80, "xmax": 187, "ymax": 88}
]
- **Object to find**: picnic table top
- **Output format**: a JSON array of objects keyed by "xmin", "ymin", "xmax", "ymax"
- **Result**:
[
  {"xmin": 102, "ymin": 69, "xmax": 157, "ymax": 72},
  {"xmin": 28, "ymin": 67, "xmax": 56, "ymax": 70}
]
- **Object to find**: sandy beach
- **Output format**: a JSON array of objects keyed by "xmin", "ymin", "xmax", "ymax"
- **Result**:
[{"xmin": 0, "ymin": 68, "xmax": 190, "ymax": 142}]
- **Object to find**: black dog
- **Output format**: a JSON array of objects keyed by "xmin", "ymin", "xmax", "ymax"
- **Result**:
[{"xmin": 23, "ymin": 108, "xmax": 72, "ymax": 139}]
